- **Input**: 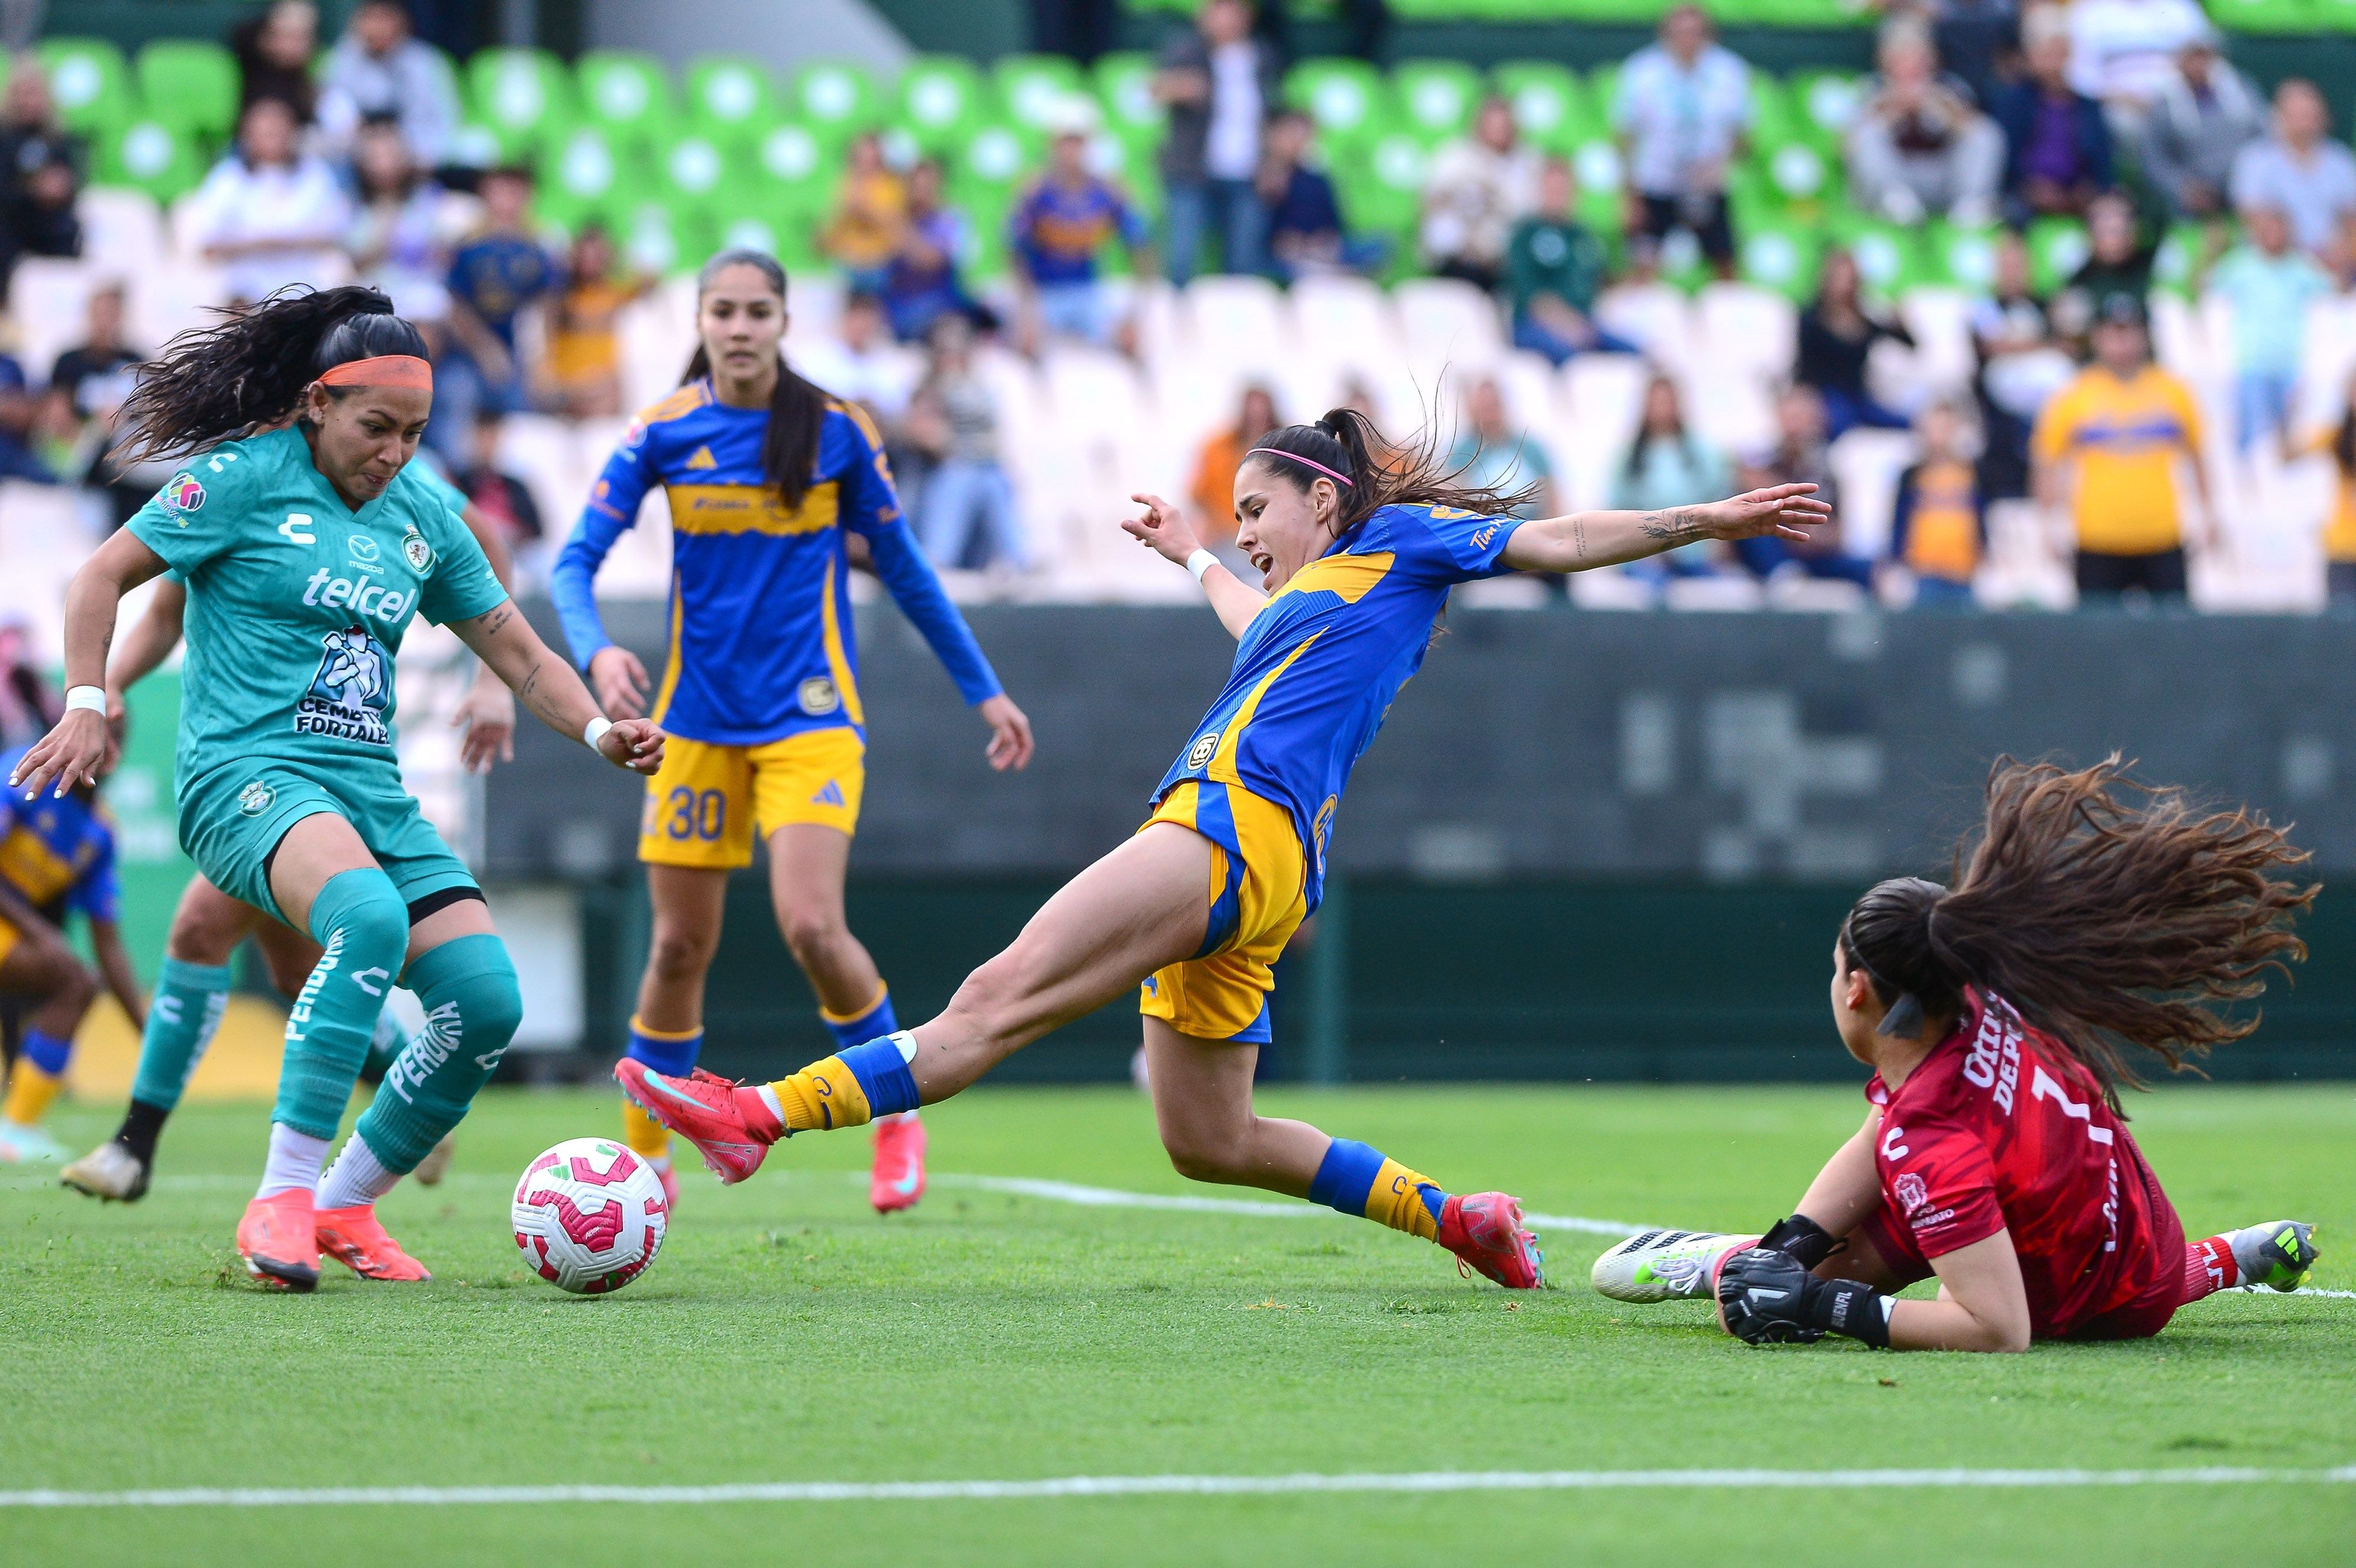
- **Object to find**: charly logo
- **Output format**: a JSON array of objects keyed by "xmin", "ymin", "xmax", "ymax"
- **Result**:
[
  {"xmin": 163, "ymin": 473, "xmax": 205, "ymax": 514},
  {"xmin": 297, "ymin": 624, "xmax": 393, "ymax": 745},
  {"xmin": 798, "ymin": 676, "xmax": 841, "ymax": 716},
  {"xmin": 1186, "ymin": 731, "xmax": 1220, "ymax": 770},
  {"xmin": 402, "ymin": 529, "xmax": 434, "ymax": 575},
  {"xmin": 236, "ymin": 780, "xmax": 274, "ymax": 816},
  {"xmin": 348, "ymin": 534, "xmax": 382, "ymax": 566}
]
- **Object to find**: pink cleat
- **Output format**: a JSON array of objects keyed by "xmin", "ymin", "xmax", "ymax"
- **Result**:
[
  {"xmin": 869, "ymin": 1113, "xmax": 927, "ymax": 1213},
  {"xmin": 236, "ymin": 1189, "xmax": 319, "ymax": 1292},
  {"xmin": 614, "ymin": 1061, "xmax": 780, "ymax": 1185},
  {"xmin": 316, "ymin": 1205, "xmax": 432, "ymax": 1282},
  {"xmin": 1437, "ymin": 1192, "xmax": 1545, "ymax": 1289}
]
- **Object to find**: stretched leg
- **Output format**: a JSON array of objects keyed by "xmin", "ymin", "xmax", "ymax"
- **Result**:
[{"xmin": 0, "ymin": 920, "xmax": 100, "ymax": 1161}]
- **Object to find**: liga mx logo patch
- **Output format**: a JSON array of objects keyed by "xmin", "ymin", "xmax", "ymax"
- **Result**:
[{"xmin": 162, "ymin": 472, "xmax": 205, "ymax": 517}]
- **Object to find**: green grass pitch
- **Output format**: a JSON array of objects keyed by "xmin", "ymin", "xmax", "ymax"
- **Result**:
[{"xmin": 1, "ymin": 1083, "xmax": 2350, "ymax": 1566}]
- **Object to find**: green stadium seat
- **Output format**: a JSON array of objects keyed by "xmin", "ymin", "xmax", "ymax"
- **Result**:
[
  {"xmin": 1285, "ymin": 60, "xmax": 1387, "ymax": 149},
  {"xmin": 446, "ymin": 122, "xmax": 504, "ymax": 169},
  {"xmin": 1746, "ymin": 75, "xmax": 1798, "ymax": 151},
  {"xmin": 134, "ymin": 41, "xmax": 239, "ymax": 143},
  {"xmin": 1792, "ymin": 70, "xmax": 1868, "ymax": 149},
  {"xmin": 1342, "ymin": 130, "xmax": 1431, "ymax": 237},
  {"xmin": 37, "ymin": 38, "xmax": 133, "ymax": 136},
  {"xmin": 949, "ymin": 123, "xmax": 1042, "ymax": 220},
  {"xmin": 755, "ymin": 121, "xmax": 833, "ymax": 215},
  {"xmin": 993, "ymin": 54, "xmax": 1086, "ymax": 134},
  {"xmin": 2208, "ymin": 0, "xmax": 2316, "ymax": 30},
  {"xmin": 1084, "ymin": 130, "xmax": 1161, "ymax": 219},
  {"xmin": 616, "ymin": 197, "xmax": 714, "ymax": 276},
  {"xmin": 1760, "ymin": 138, "xmax": 1834, "ymax": 204},
  {"xmin": 659, "ymin": 130, "xmax": 730, "ymax": 215},
  {"xmin": 1827, "ymin": 217, "xmax": 1922, "ymax": 297},
  {"xmin": 2026, "ymin": 216, "xmax": 2091, "ymax": 293},
  {"xmin": 468, "ymin": 48, "xmax": 573, "ymax": 157},
  {"xmin": 685, "ymin": 55, "xmax": 778, "ymax": 143},
  {"xmin": 898, "ymin": 55, "xmax": 989, "ymax": 151},
  {"xmin": 1569, "ymin": 137, "xmax": 1626, "ymax": 234},
  {"xmin": 2150, "ymin": 223, "xmax": 2208, "ymax": 295},
  {"xmin": 792, "ymin": 59, "xmax": 881, "ymax": 143},
  {"xmin": 1392, "ymin": 59, "xmax": 1484, "ymax": 144},
  {"xmin": 1095, "ymin": 51, "xmax": 1165, "ymax": 154},
  {"xmin": 1589, "ymin": 62, "xmax": 1622, "ymax": 125},
  {"xmin": 1491, "ymin": 62, "xmax": 1592, "ymax": 151},
  {"xmin": 94, "ymin": 118, "xmax": 202, "ymax": 202},
  {"xmin": 538, "ymin": 124, "xmax": 631, "ymax": 214},
  {"xmin": 576, "ymin": 51, "xmax": 675, "ymax": 150},
  {"xmin": 1738, "ymin": 218, "xmax": 1824, "ymax": 302},
  {"xmin": 1928, "ymin": 222, "xmax": 2001, "ymax": 290}
]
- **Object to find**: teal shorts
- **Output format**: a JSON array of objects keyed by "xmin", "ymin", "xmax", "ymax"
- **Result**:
[{"xmin": 177, "ymin": 760, "xmax": 478, "ymax": 925}]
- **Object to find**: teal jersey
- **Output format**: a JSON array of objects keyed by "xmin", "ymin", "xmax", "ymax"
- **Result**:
[{"xmin": 127, "ymin": 428, "xmax": 509, "ymax": 795}]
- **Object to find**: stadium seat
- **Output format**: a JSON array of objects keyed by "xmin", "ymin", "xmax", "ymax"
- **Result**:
[
  {"xmin": 76, "ymin": 187, "xmax": 166, "ymax": 276},
  {"xmin": 133, "ymin": 40, "xmax": 239, "ymax": 143},
  {"xmin": 1289, "ymin": 274, "xmax": 1404, "ymax": 376},
  {"xmin": 1829, "ymin": 218, "xmax": 1918, "ymax": 297},
  {"xmin": 684, "ymin": 55, "xmax": 778, "ymax": 144},
  {"xmin": 1898, "ymin": 286, "xmax": 1977, "ymax": 392},
  {"xmin": 658, "ymin": 131, "xmax": 730, "ymax": 213},
  {"xmin": 1394, "ymin": 276, "xmax": 1504, "ymax": 373},
  {"xmin": 993, "ymin": 54, "xmax": 1087, "ymax": 134},
  {"xmin": 1595, "ymin": 280, "xmax": 1695, "ymax": 369},
  {"xmin": 576, "ymin": 51, "xmax": 675, "ymax": 151},
  {"xmin": 755, "ymin": 120, "xmax": 829, "ymax": 206},
  {"xmin": 1791, "ymin": 70, "xmax": 1867, "ymax": 148},
  {"xmin": 1826, "ymin": 426, "xmax": 1918, "ymax": 558},
  {"xmin": 1696, "ymin": 281, "xmax": 1798, "ymax": 381},
  {"xmin": 2207, "ymin": 0, "xmax": 2315, "ymax": 29},
  {"xmin": 1284, "ymin": 60, "xmax": 1387, "ymax": 149},
  {"xmin": 8, "ymin": 257, "xmax": 95, "ymax": 381},
  {"xmin": 94, "ymin": 119, "xmax": 203, "ymax": 204},
  {"xmin": 898, "ymin": 55, "xmax": 989, "ymax": 152},
  {"xmin": 1928, "ymin": 222, "xmax": 2000, "ymax": 290},
  {"xmin": 468, "ymin": 48, "xmax": 574, "ymax": 158},
  {"xmin": 948, "ymin": 122, "xmax": 1040, "ymax": 220},
  {"xmin": 1567, "ymin": 138, "xmax": 1626, "ymax": 234},
  {"xmin": 536, "ymin": 125, "xmax": 631, "ymax": 221},
  {"xmin": 1561, "ymin": 352, "xmax": 1651, "ymax": 507},
  {"xmin": 125, "ymin": 255, "xmax": 229, "ymax": 353},
  {"xmin": 37, "ymin": 38, "xmax": 131, "ymax": 137},
  {"xmin": 617, "ymin": 286, "xmax": 699, "ymax": 412},
  {"xmin": 792, "ymin": 59, "xmax": 881, "ymax": 144},
  {"xmin": 1491, "ymin": 61, "xmax": 1592, "ymax": 152},
  {"xmin": 1341, "ymin": 130, "xmax": 1432, "ymax": 240},
  {"xmin": 2024, "ymin": 217, "xmax": 2090, "ymax": 293},
  {"xmin": 446, "ymin": 121, "xmax": 504, "ymax": 168},
  {"xmin": 1738, "ymin": 218, "xmax": 1823, "ymax": 301},
  {"xmin": 1180, "ymin": 274, "xmax": 1290, "ymax": 374},
  {"xmin": 1392, "ymin": 59, "xmax": 1484, "ymax": 144},
  {"xmin": 1093, "ymin": 52, "xmax": 1164, "ymax": 151}
]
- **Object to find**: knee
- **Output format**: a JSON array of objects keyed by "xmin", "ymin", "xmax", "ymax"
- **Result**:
[
  {"xmin": 167, "ymin": 899, "xmax": 245, "ymax": 966},
  {"xmin": 778, "ymin": 904, "xmax": 847, "ymax": 967},
  {"xmin": 315, "ymin": 869, "xmax": 409, "ymax": 967},
  {"xmin": 645, "ymin": 921, "xmax": 719, "ymax": 985},
  {"xmin": 1159, "ymin": 1119, "xmax": 1247, "ymax": 1185},
  {"xmin": 52, "ymin": 955, "xmax": 99, "ymax": 1013},
  {"xmin": 470, "ymin": 957, "xmax": 526, "ymax": 1043}
]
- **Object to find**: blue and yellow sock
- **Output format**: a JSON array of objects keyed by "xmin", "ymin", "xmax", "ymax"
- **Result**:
[
  {"xmin": 3, "ymin": 1028, "xmax": 72, "ymax": 1127},
  {"xmin": 621, "ymin": 1015, "xmax": 703, "ymax": 1160},
  {"xmin": 128, "ymin": 957, "xmax": 232, "ymax": 1112},
  {"xmin": 1309, "ymin": 1137, "xmax": 1447, "ymax": 1241},
  {"xmin": 763, "ymin": 1030, "xmax": 921, "ymax": 1133}
]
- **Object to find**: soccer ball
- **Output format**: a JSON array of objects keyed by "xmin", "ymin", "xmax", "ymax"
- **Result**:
[{"xmin": 512, "ymin": 1138, "xmax": 670, "ymax": 1295}]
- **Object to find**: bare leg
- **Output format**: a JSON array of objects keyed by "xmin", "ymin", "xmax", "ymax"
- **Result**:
[
  {"xmin": 766, "ymin": 823, "xmax": 882, "ymax": 1017},
  {"xmin": 0, "ymin": 924, "xmax": 98, "ymax": 1040},
  {"xmin": 1142, "ymin": 1016, "xmax": 1332, "ymax": 1197},
  {"xmin": 167, "ymin": 875, "xmax": 270, "ymax": 969},
  {"xmin": 634, "ymin": 864, "xmax": 729, "ymax": 1033}
]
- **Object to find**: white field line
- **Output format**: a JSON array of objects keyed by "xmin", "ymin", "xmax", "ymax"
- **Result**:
[
  {"xmin": 2, "ymin": 1466, "xmax": 2352, "ymax": 1509},
  {"xmin": 10, "ymin": 1169, "xmax": 2349, "ymax": 1301}
]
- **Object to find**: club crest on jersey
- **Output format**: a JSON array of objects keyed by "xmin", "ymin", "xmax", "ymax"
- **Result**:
[
  {"xmin": 161, "ymin": 472, "xmax": 205, "ymax": 515},
  {"xmin": 1186, "ymin": 731, "xmax": 1220, "ymax": 770},
  {"xmin": 1893, "ymin": 1172, "xmax": 1930, "ymax": 1218},
  {"xmin": 798, "ymin": 676, "xmax": 841, "ymax": 716},
  {"xmin": 402, "ymin": 529, "xmax": 434, "ymax": 575},
  {"xmin": 237, "ymin": 780, "xmax": 274, "ymax": 816},
  {"xmin": 297, "ymin": 623, "xmax": 393, "ymax": 746}
]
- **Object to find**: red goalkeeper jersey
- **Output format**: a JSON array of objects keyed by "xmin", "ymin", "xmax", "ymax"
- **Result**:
[{"xmin": 1864, "ymin": 989, "xmax": 2185, "ymax": 1339}]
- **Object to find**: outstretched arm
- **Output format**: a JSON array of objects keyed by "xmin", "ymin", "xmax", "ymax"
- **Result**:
[
  {"xmin": 452, "ymin": 502, "xmax": 518, "ymax": 773},
  {"xmin": 1122, "ymin": 492, "xmax": 1267, "ymax": 640},
  {"xmin": 1498, "ymin": 485, "xmax": 1830, "ymax": 574},
  {"xmin": 1791, "ymin": 1107, "xmax": 1885, "ymax": 1239},
  {"xmin": 12, "ymin": 529, "xmax": 168, "ymax": 800},
  {"xmin": 1895, "ymin": 1232, "xmax": 2033, "ymax": 1352},
  {"xmin": 449, "ymin": 600, "xmax": 666, "ymax": 776}
]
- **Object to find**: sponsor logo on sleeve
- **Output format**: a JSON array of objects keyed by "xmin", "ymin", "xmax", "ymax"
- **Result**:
[{"xmin": 161, "ymin": 473, "xmax": 205, "ymax": 517}]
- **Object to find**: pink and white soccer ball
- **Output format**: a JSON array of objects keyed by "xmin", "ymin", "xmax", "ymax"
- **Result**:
[{"xmin": 512, "ymin": 1137, "xmax": 670, "ymax": 1295}]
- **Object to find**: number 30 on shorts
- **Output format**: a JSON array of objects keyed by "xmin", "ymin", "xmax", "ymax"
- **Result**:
[{"xmin": 644, "ymin": 785, "xmax": 726, "ymax": 842}]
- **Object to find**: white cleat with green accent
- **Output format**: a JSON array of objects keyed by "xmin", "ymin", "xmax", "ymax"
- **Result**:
[
  {"xmin": 1590, "ymin": 1229, "xmax": 1757, "ymax": 1304},
  {"xmin": 2228, "ymin": 1220, "xmax": 2319, "ymax": 1293}
]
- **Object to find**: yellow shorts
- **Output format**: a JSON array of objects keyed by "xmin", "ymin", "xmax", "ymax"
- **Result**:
[
  {"xmin": 638, "ymin": 728, "xmax": 866, "ymax": 870},
  {"xmin": 1138, "ymin": 780, "xmax": 1309, "ymax": 1044},
  {"xmin": 0, "ymin": 915, "xmax": 17, "ymax": 970}
]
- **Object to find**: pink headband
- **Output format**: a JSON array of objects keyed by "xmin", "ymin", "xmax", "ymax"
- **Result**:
[
  {"xmin": 317, "ymin": 355, "xmax": 433, "ymax": 391},
  {"xmin": 1248, "ymin": 446, "xmax": 1353, "ymax": 487}
]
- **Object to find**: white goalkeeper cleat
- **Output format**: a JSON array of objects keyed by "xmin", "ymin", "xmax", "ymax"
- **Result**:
[{"xmin": 1591, "ymin": 1229, "xmax": 1758, "ymax": 1303}]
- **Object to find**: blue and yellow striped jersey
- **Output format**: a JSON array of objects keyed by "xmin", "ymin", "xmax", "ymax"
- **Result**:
[
  {"xmin": 0, "ymin": 747, "xmax": 120, "ymax": 925},
  {"xmin": 1153, "ymin": 503, "xmax": 1523, "ymax": 910},
  {"xmin": 550, "ymin": 380, "xmax": 1001, "ymax": 746}
]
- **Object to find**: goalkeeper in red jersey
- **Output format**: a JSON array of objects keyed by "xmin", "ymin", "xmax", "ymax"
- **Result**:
[{"xmin": 1594, "ymin": 757, "xmax": 2321, "ymax": 1351}]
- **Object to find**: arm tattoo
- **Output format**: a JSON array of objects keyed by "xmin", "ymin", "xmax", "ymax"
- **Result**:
[
  {"xmin": 476, "ymin": 603, "xmax": 516, "ymax": 637},
  {"xmin": 1571, "ymin": 518, "xmax": 1589, "ymax": 561},
  {"xmin": 1640, "ymin": 508, "xmax": 1706, "ymax": 545},
  {"xmin": 519, "ymin": 664, "xmax": 541, "ymax": 702}
]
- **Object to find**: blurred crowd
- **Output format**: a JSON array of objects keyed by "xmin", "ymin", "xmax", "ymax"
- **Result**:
[{"xmin": 8, "ymin": 0, "xmax": 2356, "ymax": 605}]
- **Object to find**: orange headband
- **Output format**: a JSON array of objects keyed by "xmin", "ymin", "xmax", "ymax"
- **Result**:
[{"xmin": 316, "ymin": 355, "xmax": 434, "ymax": 391}]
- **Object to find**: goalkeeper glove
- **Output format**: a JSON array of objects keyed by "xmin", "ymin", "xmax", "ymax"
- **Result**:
[
  {"xmin": 1755, "ymin": 1213, "xmax": 1839, "ymax": 1271},
  {"xmin": 1715, "ymin": 1248, "xmax": 1894, "ymax": 1348}
]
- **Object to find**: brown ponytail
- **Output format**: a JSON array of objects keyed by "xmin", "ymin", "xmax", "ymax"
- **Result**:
[
  {"xmin": 1245, "ymin": 404, "xmax": 1543, "ymax": 536},
  {"xmin": 1842, "ymin": 756, "xmax": 2317, "ymax": 1100}
]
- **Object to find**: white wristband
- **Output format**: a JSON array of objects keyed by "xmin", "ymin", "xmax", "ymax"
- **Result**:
[
  {"xmin": 1184, "ymin": 548, "xmax": 1219, "ymax": 583},
  {"xmin": 65, "ymin": 686, "xmax": 107, "ymax": 715},
  {"xmin": 583, "ymin": 716, "xmax": 613, "ymax": 752}
]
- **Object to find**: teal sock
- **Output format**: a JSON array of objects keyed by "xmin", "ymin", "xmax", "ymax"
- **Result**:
[
  {"xmin": 273, "ymin": 868, "xmax": 408, "ymax": 1140},
  {"xmin": 128, "ymin": 958, "xmax": 233, "ymax": 1112},
  {"xmin": 355, "ymin": 934, "xmax": 521, "ymax": 1173}
]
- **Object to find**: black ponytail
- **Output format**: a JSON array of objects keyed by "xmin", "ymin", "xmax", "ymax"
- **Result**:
[
  {"xmin": 1245, "ymin": 403, "xmax": 1543, "ymax": 538},
  {"xmin": 116, "ymin": 284, "xmax": 427, "ymax": 463},
  {"xmin": 681, "ymin": 247, "xmax": 827, "ymax": 512}
]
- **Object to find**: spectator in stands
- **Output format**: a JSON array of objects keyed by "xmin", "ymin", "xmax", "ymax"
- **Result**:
[
  {"xmin": 2304, "ymin": 373, "xmax": 2356, "ymax": 604},
  {"xmin": 1737, "ymin": 385, "xmax": 1873, "ymax": 586},
  {"xmin": 452, "ymin": 409, "xmax": 542, "ymax": 562},
  {"xmin": 230, "ymin": 1, "xmax": 320, "ymax": 127},
  {"xmin": 2051, "ymin": 190, "xmax": 2155, "ymax": 353},
  {"xmin": 1422, "ymin": 94, "xmax": 1540, "ymax": 293},
  {"xmin": 1189, "ymin": 383, "xmax": 1281, "ymax": 542},
  {"xmin": 435, "ymin": 164, "xmax": 556, "ymax": 461},
  {"xmin": 348, "ymin": 115, "xmax": 454, "ymax": 325},
  {"xmin": 1259, "ymin": 108, "xmax": 1379, "ymax": 281},
  {"xmin": 2066, "ymin": 0, "xmax": 2209, "ymax": 135},
  {"xmin": 544, "ymin": 224, "xmax": 650, "ymax": 420},
  {"xmin": 317, "ymin": 0, "xmax": 460, "ymax": 167},
  {"xmin": 1971, "ymin": 233, "xmax": 2071, "ymax": 504},
  {"xmin": 1921, "ymin": 0, "xmax": 2018, "ymax": 115},
  {"xmin": 0, "ymin": 341, "xmax": 54, "ymax": 482},
  {"xmin": 821, "ymin": 132, "xmax": 908, "ymax": 296},
  {"xmin": 1444, "ymin": 376, "xmax": 1554, "ymax": 520},
  {"xmin": 186, "ymin": 97, "xmax": 353, "ymax": 306},
  {"xmin": 1996, "ymin": 6, "xmax": 2113, "ymax": 224},
  {"xmin": 1797, "ymin": 247, "xmax": 1917, "ymax": 438},
  {"xmin": 1846, "ymin": 20, "xmax": 2004, "ymax": 227},
  {"xmin": 2209, "ymin": 203, "xmax": 2331, "ymax": 455},
  {"xmin": 2141, "ymin": 31, "xmax": 2265, "ymax": 223},
  {"xmin": 45, "ymin": 282, "xmax": 150, "ymax": 524},
  {"xmin": 2032, "ymin": 296, "xmax": 2211, "ymax": 603},
  {"xmin": 883, "ymin": 157, "xmax": 984, "ymax": 343},
  {"xmin": 796, "ymin": 292, "xmax": 918, "ymax": 424},
  {"xmin": 908, "ymin": 315, "xmax": 1025, "ymax": 572},
  {"xmin": 0, "ymin": 58, "xmax": 83, "ymax": 303},
  {"xmin": 1503, "ymin": 157, "xmax": 1636, "ymax": 365},
  {"xmin": 1153, "ymin": 0, "xmax": 1279, "ymax": 283},
  {"xmin": 1890, "ymin": 399, "xmax": 1987, "ymax": 607},
  {"xmin": 0, "ymin": 620, "xmax": 61, "ymax": 752},
  {"xmin": 1009, "ymin": 101, "xmax": 1153, "ymax": 350},
  {"xmin": 1614, "ymin": 4, "xmax": 1750, "ymax": 282},
  {"xmin": 1612, "ymin": 374, "xmax": 1731, "ymax": 580},
  {"xmin": 2229, "ymin": 80, "xmax": 2356, "ymax": 266}
]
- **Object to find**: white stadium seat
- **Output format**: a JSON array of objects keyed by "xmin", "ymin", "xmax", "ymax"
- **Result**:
[
  {"xmin": 1181, "ymin": 274, "xmax": 1289, "ymax": 373},
  {"xmin": 1393, "ymin": 276, "xmax": 1504, "ymax": 379},
  {"xmin": 77, "ymin": 188, "xmax": 167, "ymax": 279},
  {"xmin": 6, "ymin": 257, "xmax": 94, "ymax": 379}
]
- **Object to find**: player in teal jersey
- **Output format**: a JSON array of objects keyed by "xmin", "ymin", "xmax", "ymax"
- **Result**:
[
  {"xmin": 622, "ymin": 407, "xmax": 1826, "ymax": 1290},
  {"xmin": 14, "ymin": 285, "xmax": 664, "ymax": 1291},
  {"xmin": 60, "ymin": 462, "xmax": 521, "ymax": 1203},
  {"xmin": 552, "ymin": 250, "xmax": 1031, "ymax": 1214}
]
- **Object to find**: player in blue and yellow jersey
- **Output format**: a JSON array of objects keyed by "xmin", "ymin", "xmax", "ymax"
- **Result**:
[
  {"xmin": 0, "ymin": 749, "xmax": 144, "ymax": 1163},
  {"xmin": 552, "ymin": 250, "xmax": 1031, "ymax": 1215},
  {"xmin": 621, "ymin": 405, "xmax": 1826, "ymax": 1292}
]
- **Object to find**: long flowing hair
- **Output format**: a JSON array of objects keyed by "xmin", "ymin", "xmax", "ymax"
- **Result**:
[
  {"xmin": 680, "ymin": 248, "xmax": 829, "ymax": 512},
  {"xmin": 1243, "ymin": 405, "xmax": 1543, "ymax": 537},
  {"xmin": 1842, "ymin": 757, "xmax": 2317, "ymax": 1101}
]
